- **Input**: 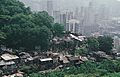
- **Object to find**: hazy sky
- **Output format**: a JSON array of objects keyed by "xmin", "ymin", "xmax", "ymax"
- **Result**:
[{"xmin": 20, "ymin": 0, "xmax": 120, "ymax": 11}]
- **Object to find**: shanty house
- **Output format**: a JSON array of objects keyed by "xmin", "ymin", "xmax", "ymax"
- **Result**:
[
  {"xmin": 93, "ymin": 51, "xmax": 112, "ymax": 61},
  {"xmin": 58, "ymin": 55, "xmax": 69, "ymax": 67},
  {"xmin": 1, "ymin": 53, "xmax": 19, "ymax": 64},
  {"xmin": 0, "ymin": 53, "xmax": 19, "ymax": 75},
  {"xmin": 39, "ymin": 58, "xmax": 53, "ymax": 70},
  {"xmin": 19, "ymin": 52, "xmax": 33, "ymax": 64},
  {"xmin": 67, "ymin": 56, "xmax": 80, "ymax": 65},
  {"xmin": 0, "ymin": 60, "xmax": 15, "ymax": 67}
]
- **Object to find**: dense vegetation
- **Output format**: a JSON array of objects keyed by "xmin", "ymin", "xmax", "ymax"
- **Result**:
[
  {"xmin": 75, "ymin": 36, "xmax": 113, "ymax": 56},
  {"xmin": 28, "ymin": 60, "xmax": 120, "ymax": 77},
  {"xmin": 0, "ymin": 0, "xmax": 64, "ymax": 51},
  {"xmin": 0, "ymin": 0, "xmax": 118, "ymax": 77}
]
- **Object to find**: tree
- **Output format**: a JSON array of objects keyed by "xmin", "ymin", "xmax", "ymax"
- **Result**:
[
  {"xmin": 1, "ymin": 13, "xmax": 35, "ymax": 49},
  {"xmin": 0, "ymin": 0, "xmax": 54, "ymax": 51},
  {"xmin": 103, "ymin": 72, "xmax": 120, "ymax": 77},
  {"xmin": 32, "ymin": 26, "xmax": 52, "ymax": 51},
  {"xmin": 0, "ymin": 0, "xmax": 31, "ymax": 27},
  {"xmin": 86, "ymin": 37, "xmax": 99, "ymax": 52},
  {"xmin": 2, "ymin": 24, "xmax": 52, "ymax": 51},
  {"xmin": 98, "ymin": 60, "xmax": 120, "ymax": 73},
  {"xmin": 0, "ymin": 0, "xmax": 32, "ymax": 48},
  {"xmin": 98, "ymin": 36, "xmax": 113, "ymax": 53},
  {"xmin": 75, "ymin": 47, "xmax": 88, "ymax": 56},
  {"xmin": 32, "ymin": 11, "xmax": 54, "ymax": 29},
  {"xmin": 0, "ymin": 31, "xmax": 6, "ymax": 44},
  {"xmin": 0, "ymin": 0, "xmax": 31, "ymax": 16},
  {"xmin": 52, "ymin": 23, "xmax": 64, "ymax": 37},
  {"xmin": 0, "ymin": 0, "xmax": 65, "ymax": 52}
]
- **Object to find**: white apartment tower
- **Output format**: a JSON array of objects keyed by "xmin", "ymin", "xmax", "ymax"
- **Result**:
[{"xmin": 66, "ymin": 19, "xmax": 80, "ymax": 34}]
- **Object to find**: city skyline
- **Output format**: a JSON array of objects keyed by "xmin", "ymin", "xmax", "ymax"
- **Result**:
[
  {"xmin": 19, "ymin": 0, "xmax": 120, "ymax": 36},
  {"xmin": 20, "ymin": 0, "xmax": 120, "ymax": 11}
]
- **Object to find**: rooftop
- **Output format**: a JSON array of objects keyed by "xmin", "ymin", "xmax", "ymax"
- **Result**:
[
  {"xmin": 1, "ymin": 53, "xmax": 19, "ymax": 61},
  {"xmin": 59, "ymin": 55, "xmax": 69, "ymax": 63},
  {"xmin": 68, "ymin": 57, "xmax": 79, "ymax": 61},
  {"xmin": 0, "ymin": 60, "xmax": 15, "ymax": 66},
  {"xmin": 70, "ymin": 34, "xmax": 84, "ymax": 41},
  {"xmin": 40, "ymin": 58, "xmax": 53, "ymax": 62}
]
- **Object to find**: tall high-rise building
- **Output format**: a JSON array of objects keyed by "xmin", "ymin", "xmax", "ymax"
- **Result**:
[
  {"xmin": 81, "ymin": 0, "xmax": 98, "ymax": 35},
  {"xmin": 74, "ymin": 7, "xmax": 80, "ymax": 20},
  {"xmin": 47, "ymin": 0, "xmax": 53, "ymax": 16},
  {"xmin": 66, "ymin": 19, "xmax": 80, "ymax": 34},
  {"xmin": 60, "ymin": 13, "xmax": 67, "ymax": 26},
  {"xmin": 97, "ymin": 4, "xmax": 110, "ymax": 20},
  {"xmin": 66, "ymin": 11, "xmax": 74, "ymax": 21},
  {"xmin": 53, "ymin": 11, "xmax": 61, "ymax": 23}
]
